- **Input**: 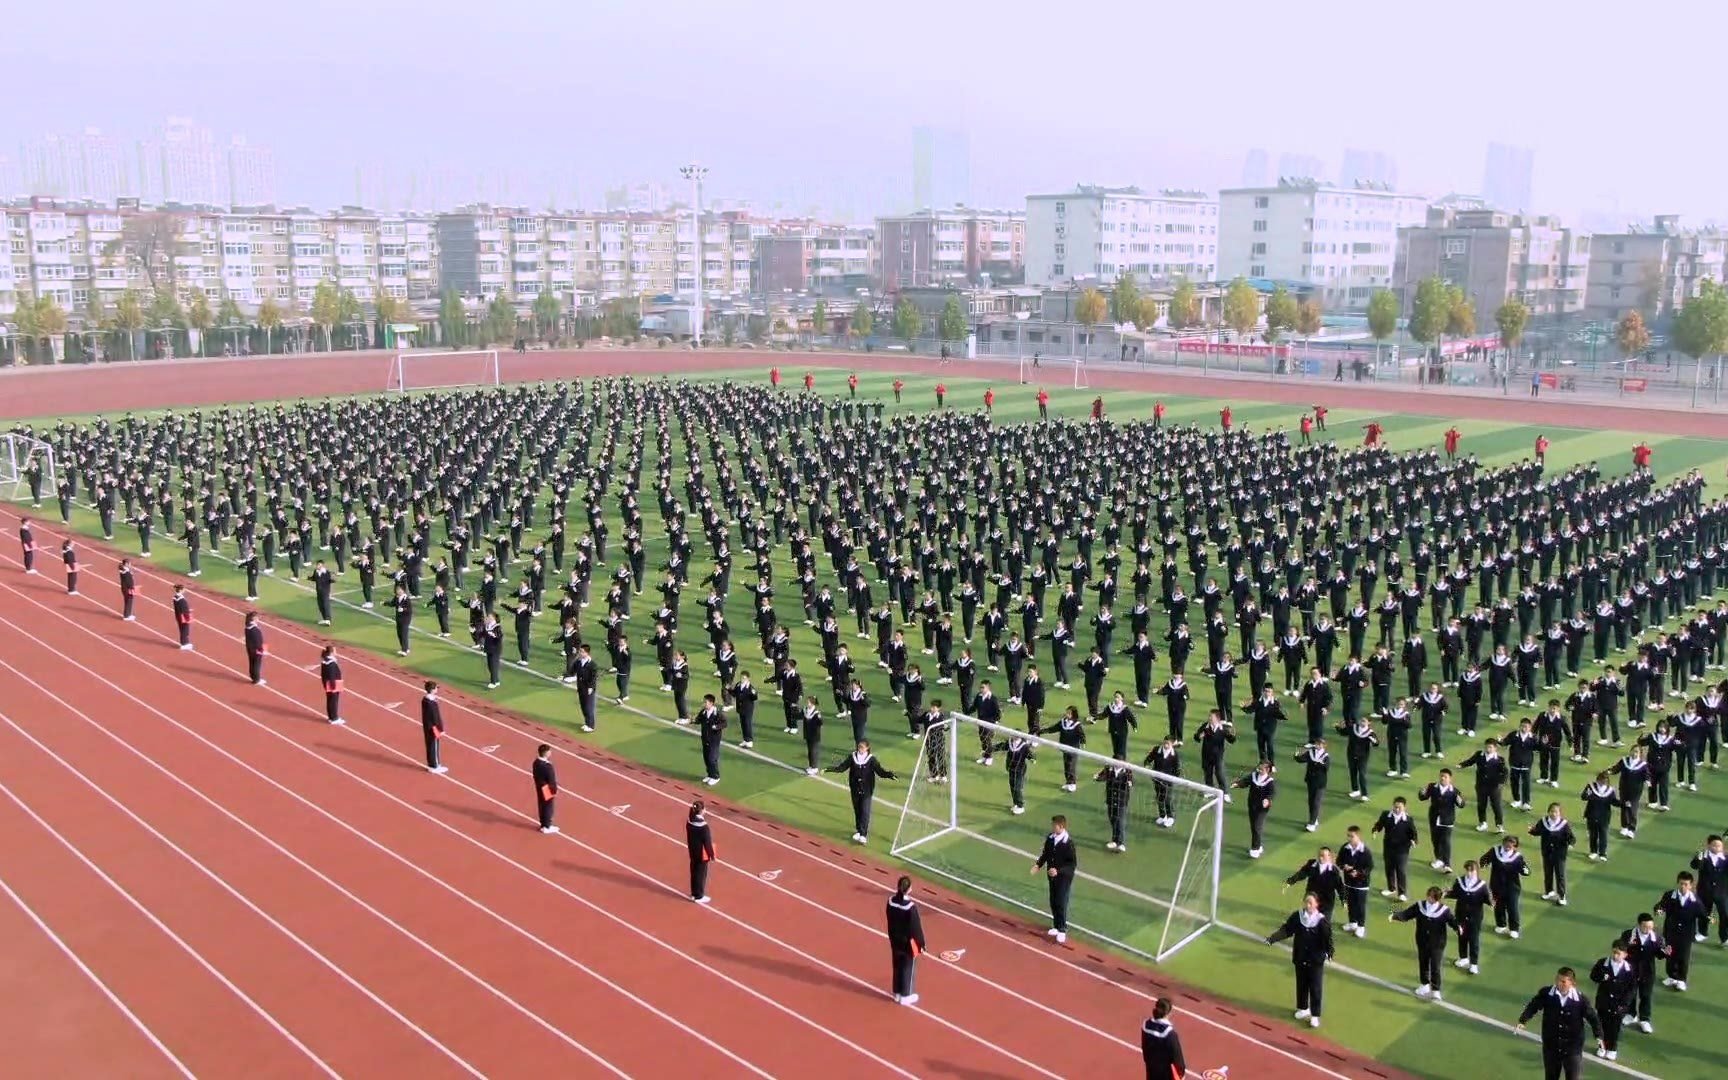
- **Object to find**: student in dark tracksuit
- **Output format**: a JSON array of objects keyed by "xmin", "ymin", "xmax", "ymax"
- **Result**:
[
  {"xmin": 1389, "ymin": 887, "xmax": 1460, "ymax": 1000},
  {"xmin": 1232, "ymin": 761, "xmax": 1277, "ymax": 857},
  {"xmin": 1419, "ymin": 770, "xmax": 1465, "ymax": 870},
  {"xmin": 1514, "ymin": 969, "xmax": 1602, "ymax": 1080},
  {"xmin": 695, "ymin": 696, "xmax": 726, "ymax": 785},
  {"xmin": 1373, "ymin": 798, "xmax": 1418, "ymax": 899},
  {"xmin": 886, "ymin": 876, "xmax": 927, "ymax": 1005},
  {"xmin": 172, "ymin": 584, "xmax": 194, "ymax": 649},
  {"xmin": 686, "ymin": 799, "xmax": 715, "ymax": 903},
  {"xmin": 243, "ymin": 612, "xmax": 267, "ymax": 685},
  {"xmin": 1655, "ymin": 874, "xmax": 1708, "ymax": 990},
  {"xmin": 1033, "ymin": 815, "xmax": 1078, "ymax": 943},
  {"xmin": 533, "ymin": 744, "xmax": 559, "ymax": 833},
  {"xmin": 118, "ymin": 558, "xmax": 137, "ymax": 620},
  {"xmin": 318, "ymin": 647, "xmax": 345, "ymax": 725},
  {"xmin": 61, "ymin": 540, "xmax": 78, "ymax": 594},
  {"xmin": 1140, "ymin": 998, "xmax": 1187, "ymax": 1080},
  {"xmin": 828, "ymin": 740, "xmax": 895, "ymax": 843},
  {"xmin": 1616, "ymin": 914, "xmax": 1666, "ymax": 1032},
  {"xmin": 421, "ymin": 681, "xmax": 447, "ymax": 772},
  {"xmin": 1589, "ymin": 943, "xmax": 1637, "ymax": 1061},
  {"xmin": 1267, "ymin": 893, "xmax": 1334, "ymax": 1028}
]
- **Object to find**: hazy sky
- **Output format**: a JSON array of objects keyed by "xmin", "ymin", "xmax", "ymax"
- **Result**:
[{"xmin": 3, "ymin": 0, "xmax": 1723, "ymax": 224}]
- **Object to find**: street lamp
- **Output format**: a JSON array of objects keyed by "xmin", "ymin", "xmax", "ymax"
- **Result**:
[{"xmin": 680, "ymin": 163, "xmax": 709, "ymax": 346}]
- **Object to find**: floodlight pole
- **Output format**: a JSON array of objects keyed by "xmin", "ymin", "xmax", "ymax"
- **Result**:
[{"xmin": 680, "ymin": 163, "xmax": 709, "ymax": 346}]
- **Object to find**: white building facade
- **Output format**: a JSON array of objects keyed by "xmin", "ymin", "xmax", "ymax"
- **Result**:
[
  {"xmin": 1024, "ymin": 185, "xmax": 1217, "ymax": 288},
  {"xmin": 1218, "ymin": 179, "xmax": 1427, "ymax": 310}
]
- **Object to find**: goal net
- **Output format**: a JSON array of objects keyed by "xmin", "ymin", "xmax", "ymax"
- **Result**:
[
  {"xmin": 386, "ymin": 349, "xmax": 502, "ymax": 393},
  {"xmin": 1072, "ymin": 357, "xmax": 1090, "ymax": 390},
  {"xmin": 0, "ymin": 434, "xmax": 56, "ymax": 507},
  {"xmin": 891, "ymin": 711, "xmax": 1223, "ymax": 962}
]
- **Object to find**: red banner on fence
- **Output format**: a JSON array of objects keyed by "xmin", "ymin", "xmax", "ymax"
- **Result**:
[
  {"xmin": 1174, "ymin": 340, "xmax": 1292, "ymax": 358},
  {"xmin": 1540, "ymin": 373, "xmax": 1560, "ymax": 389},
  {"xmin": 1620, "ymin": 378, "xmax": 1648, "ymax": 393}
]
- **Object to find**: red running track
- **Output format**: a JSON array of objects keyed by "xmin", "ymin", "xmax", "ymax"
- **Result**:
[
  {"xmin": 0, "ymin": 508, "xmax": 1410, "ymax": 1080},
  {"xmin": 0, "ymin": 345, "xmax": 1717, "ymax": 435}
]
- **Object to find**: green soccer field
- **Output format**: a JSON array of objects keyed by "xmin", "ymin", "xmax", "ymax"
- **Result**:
[{"xmin": 20, "ymin": 368, "xmax": 1728, "ymax": 1080}]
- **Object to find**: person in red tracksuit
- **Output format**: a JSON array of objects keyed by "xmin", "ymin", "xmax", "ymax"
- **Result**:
[
  {"xmin": 892, "ymin": 378, "xmax": 904, "ymax": 403},
  {"xmin": 1445, "ymin": 427, "xmax": 1462, "ymax": 460},
  {"xmin": 769, "ymin": 366, "xmax": 781, "ymax": 389},
  {"xmin": 1220, "ymin": 405, "xmax": 1232, "ymax": 430},
  {"xmin": 1632, "ymin": 442, "xmax": 1652, "ymax": 471},
  {"xmin": 61, "ymin": 539, "xmax": 79, "ymax": 595},
  {"xmin": 983, "ymin": 387, "xmax": 995, "ymax": 412},
  {"xmin": 19, "ymin": 517, "xmax": 37, "ymax": 574},
  {"xmin": 1299, "ymin": 414, "xmax": 1314, "ymax": 444},
  {"xmin": 319, "ymin": 645, "xmax": 346, "ymax": 725},
  {"xmin": 1036, "ymin": 387, "xmax": 1049, "ymax": 420},
  {"xmin": 935, "ymin": 382, "xmax": 947, "ymax": 407},
  {"xmin": 686, "ymin": 798, "xmax": 716, "ymax": 903},
  {"xmin": 848, "ymin": 372, "xmax": 858, "ymax": 397},
  {"xmin": 803, "ymin": 371, "xmax": 815, "ymax": 392},
  {"xmin": 243, "ymin": 611, "xmax": 267, "ymax": 685},
  {"xmin": 1152, "ymin": 400, "xmax": 1165, "ymax": 427},
  {"xmin": 172, "ymin": 584, "xmax": 194, "ymax": 650}
]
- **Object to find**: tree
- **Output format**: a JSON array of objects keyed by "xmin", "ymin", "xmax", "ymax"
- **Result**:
[
  {"xmin": 810, "ymin": 299, "xmax": 828, "ymax": 340},
  {"xmin": 21, "ymin": 295, "xmax": 68, "ymax": 363},
  {"xmin": 850, "ymin": 300, "xmax": 874, "ymax": 339},
  {"xmin": 1263, "ymin": 284, "xmax": 1298, "ymax": 344},
  {"xmin": 187, "ymin": 289, "xmax": 214, "ymax": 356},
  {"xmin": 485, "ymin": 292, "xmax": 516, "ymax": 345},
  {"xmin": 1366, "ymin": 288, "xmax": 1398, "ymax": 366},
  {"xmin": 1168, "ymin": 277, "xmax": 1199, "ymax": 330},
  {"xmin": 1407, "ymin": 276, "xmax": 1450, "ymax": 357},
  {"xmin": 1110, "ymin": 272, "xmax": 1141, "ymax": 325},
  {"xmin": 310, "ymin": 281, "xmax": 342, "ymax": 351},
  {"xmin": 938, "ymin": 295, "xmax": 968, "ymax": 341},
  {"xmin": 113, "ymin": 289, "xmax": 147, "ymax": 361},
  {"xmin": 1134, "ymin": 295, "xmax": 1162, "ymax": 331},
  {"xmin": 1671, "ymin": 278, "xmax": 1728, "ymax": 364},
  {"xmin": 529, "ymin": 291, "xmax": 561, "ymax": 341},
  {"xmin": 1295, "ymin": 298, "xmax": 1324, "ymax": 340},
  {"xmin": 1494, "ymin": 298, "xmax": 1529, "ymax": 363},
  {"xmin": 337, "ymin": 288, "xmax": 363, "ymax": 347},
  {"xmin": 1221, "ymin": 277, "xmax": 1259, "ymax": 341},
  {"xmin": 892, "ymin": 297, "xmax": 922, "ymax": 345},
  {"xmin": 256, "ymin": 297, "xmax": 283, "ymax": 354},
  {"xmin": 1615, "ymin": 309, "xmax": 1651, "ymax": 360},
  {"xmin": 217, "ymin": 293, "xmax": 246, "ymax": 330},
  {"xmin": 147, "ymin": 289, "xmax": 185, "ymax": 327},
  {"xmin": 438, "ymin": 289, "xmax": 467, "ymax": 348},
  {"xmin": 1074, "ymin": 287, "xmax": 1107, "ymax": 327},
  {"xmin": 105, "ymin": 212, "xmax": 185, "ymax": 295},
  {"xmin": 1445, "ymin": 285, "xmax": 1476, "ymax": 340},
  {"xmin": 374, "ymin": 294, "xmax": 409, "ymax": 347}
]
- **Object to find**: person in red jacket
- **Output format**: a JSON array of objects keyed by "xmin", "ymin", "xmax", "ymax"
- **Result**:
[
  {"xmin": 1444, "ymin": 427, "xmax": 1462, "ymax": 460},
  {"xmin": 892, "ymin": 378, "xmax": 904, "ymax": 403},
  {"xmin": 1632, "ymin": 442, "xmax": 1653, "ymax": 470},
  {"xmin": 1091, "ymin": 396, "xmax": 1104, "ymax": 421},
  {"xmin": 1534, "ymin": 433, "xmax": 1550, "ymax": 465},
  {"xmin": 1152, "ymin": 400, "xmax": 1166, "ymax": 428},
  {"xmin": 848, "ymin": 372, "xmax": 858, "ymax": 397},
  {"xmin": 1220, "ymin": 405, "xmax": 1233, "ymax": 430},
  {"xmin": 1036, "ymin": 386, "xmax": 1050, "ymax": 420},
  {"xmin": 1299, "ymin": 414, "xmax": 1314, "ymax": 444},
  {"xmin": 983, "ymin": 387, "xmax": 995, "ymax": 412},
  {"xmin": 935, "ymin": 382, "xmax": 947, "ymax": 407},
  {"xmin": 803, "ymin": 371, "xmax": 815, "ymax": 392},
  {"xmin": 1363, "ymin": 420, "xmax": 1385, "ymax": 446},
  {"xmin": 770, "ymin": 366, "xmax": 781, "ymax": 389},
  {"xmin": 1313, "ymin": 403, "xmax": 1329, "ymax": 431}
]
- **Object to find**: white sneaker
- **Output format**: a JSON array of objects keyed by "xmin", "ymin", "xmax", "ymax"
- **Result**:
[
  {"xmin": 1509, "ymin": 930, "xmax": 1520, "ymax": 939},
  {"xmin": 1010, "ymin": 806, "xmax": 1025, "ymax": 815},
  {"xmin": 330, "ymin": 717, "xmax": 346, "ymax": 726},
  {"xmin": 1432, "ymin": 992, "xmax": 1443, "ymax": 1002},
  {"xmin": 582, "ymin": 725, "xmax": 596, "ymax": 733},
  {"xmin": 805, "ymin": 767, "xmax": 819, "ymax": 776},
  {"xmin": 1305, "ymin": 823, "xmax": 1317, "ymax": 832},
  {"xmin": 1469, "ymin": 964, "xmax": 1479, "ymax": 974},
  {"xmin": 1106, "ymin": 842, "xmax": 1120, "ymax": 851},
  {"xmin": 1353, "ymin": 925, "xmax": 1364, "ymax": 938},
  {"xmin": 899, "ymin": 993, "xmax": 920, "ymax": 1006},
  {"xmin": 1063, "ymin": 783, "xmax": 1077, "ymax": 792},
  {"xmin": 1477, "ymin": 822, "xmax": 1490, "ymax": 832},
  {"xmin": 1675, "ymin": 980, "xmax": 1688, "ymax": 992},
  {"xmin": 1541, "ymin": 891, "xmax": 1556, "ymax": 901},
  {"xmin": 1639, "ymin": 1021, "xmax": 1653, "ymax": 1033},
  {"xmin": 1495, "ymin": 927, "xmax": 1508, "ymax": 936},
  {"xmin": 1454, "ymin": 957, "xmax": 1470, "ymax": 969},
  {"xmin": 852, "ymin": 833, "xmax": 866, "ymax": 843},
  {"xmin": 1415, "ymin": 984, "xmax": 1431, "ymax": 998},
  {"xmin": 1293, "ymin": 1009, "xmax": 1311, "ymax": 1020},
  {"xmin": 1308, "ymin": 1016, "xmax": 1320, "ymax": 1028},
  {"xmin": 1249, "ymin": 848, "xmax": 1263, "ymax": 859},
  {"xmin": 540, "ymin": 825, "xmax": 559, "ymax": 834},
  {"xmin": 429, "ymin": 765, "xmax": 448, "ymax": 774},
  {"xmin": 694, "ymin": 895, "xmax": 712, "ymax": 905},
  {"xmin": 1431, "ymin": 859, "xmax": 1445, "ymax": 870},
  {"xmin": 1385, "ymin": 770, "xmax": 1400, "ymax": 778}
]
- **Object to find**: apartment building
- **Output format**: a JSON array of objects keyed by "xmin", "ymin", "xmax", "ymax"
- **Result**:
[
  {"xmin": 1024, "ymin": 185, "xmax": 1218, "ymax": 288},
  {"xmin": 752, "ymin": 222, "xmax": 875, "ymax": 295},
  {"xmin": 875, "ymin": 207, "xmax": 1024, "ymax": 291},
  {"xmin": 1219, "ymin": 178, "xmax": 1427, "ymax": 311},
  {"xmin": 1394, "ymin": 207, "xmax": 1590, "ymax": 321},
  {"xmin": 1584, "ymin": 216, "xmax": 1727, "ymax": 324}
]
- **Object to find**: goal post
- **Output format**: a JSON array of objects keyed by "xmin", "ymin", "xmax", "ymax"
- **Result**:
[
  {"xmin": 0, "ymin": 433, "xmax": 56, "ymax": 507},
  {"xmin": 386, "ymin": 349, "xmax": 502, "ymax": 393},
  {"xmin": 891, "ymin": 711, "xmax": 1223, "ymax": 962},
  {"xmin": 1072, "ymin": 357, "xmax": 1090, "ymax": 390}
]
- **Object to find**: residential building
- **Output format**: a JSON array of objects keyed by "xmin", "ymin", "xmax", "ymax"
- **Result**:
[
  {"xmin": 226, "ymin": 138, "xmax": 277, "ymax": 208},
  {"xmin": 1024, "ymin": 185, "xmax": 1218, "ymax": 289},
  {"xmin": 1218, "ymin": 178, "xmax": 1428, "ymax": 311},
  {"xmin": 1277, "ymin": 153, "xmax": 1327, "ymax": 182},
  {"xmin": 875, "ymin": 207, "xmax": 1024, "ymax": 291},
  {"xmin": 911, "ymin": 126, "xmax": 971, "ymax": 212},
  {"xmin": 752, "ymin": 222, "xmax": 875, "ymax": 296},
  {"xmin": 146, "ymin": 117, "xmax": 222, "ymax": 206},
  {"xmin": 1482, "ymin": 143, "xmax": 1535, "ymax": 214},
  {"xmin": 1340, "ymin": 149, "xmax": 1398, "ymax": 189},
  {"xmin": 18, "ymin": 129, "xmax": 133, "ymax": 203},
  {"xmin": 1394, "ymin": 207, "xmax": 1590, "ymax": 321},
  {"xmin": 1584, "ymin": 215, "xmax": 1728, "ymax": 324}
]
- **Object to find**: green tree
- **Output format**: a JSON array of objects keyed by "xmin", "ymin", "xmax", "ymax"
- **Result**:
[
  {"xmin": 113, "ymin": 289, "xmax": 147, "ymax": 361},
  {"xmin": 892, "ymin": 297, "xmax": 922, "ymax": 345},
  {"xmin": 938, "ymin": 295, "xmax": 968, "ymax": 341},
  {"xmin": 850, "ymin": 300, "xmax": 874, "ymax": 338},
  {"xmin": 1221, "ymin": 277, "xmax": 1259, "ymax": 341},
  {"xmin": 217, "ymin": 294, "xmax": 246, "ymax": 353},
  {"xmin": 27, "ymin": 295, "xmax": 68, "ymax": 363},
  {"xmin": 530, "ymin": 291, "xmax": 562, "ymax": 341},
  {"xmin": 1294, "ymin": 298, "xmax": 1324, "ymax": 340},
  {"xmin": 1074, "ymin": 287, "xmax": 1107, "ymax": 327},
  {"xmin": 1615, "ymin": 309, "xmax": 1651, "ymax": 359},
  {"xmin": 486, "ymin": 292, "xmax": 517, "ymax": 345},
  {"xmin": 438, "ymin": 289, "xmax": 467, "ymax": 348},
  {"xmin": 1263, "ymin": 284, "xmax": 1298, "ymax": 344},
  {"xmin": 1671, "ymin": 278, "xmax": 1728, "ymax": 363},
  {"xmin": 810, "ymin": 299, "xmax": 828, "ymax": 340},
  {"xmin": 256, "ymin": 297, "xmax": 283, "ymax": 354},
  {"xmin": 1408, "ymin": 275, "xmax": 1450, "ymax": 357},
  {"xmin": 1366, "ymin": 288, "xmax": 1399, "ymax": 366},
  {"xmin": 1110, "ymin": 272, "xmax": 1141, "ymax": 324},
  {"xmin": 1134, "ymin": 295, "xmax": 1162, "ymax": 331},
  {"xmin": 147, "ymin": 289, "xmax": 184, "ymax": 327},
  {"xmin": 310, "ymin": 281, "xmax": 342, "ymax": 351},
  {"xmin": 1445, "ymin": 285, "xmax": 1476, "ymax": 340},
  {"xmin": 337, "ymin": 288, "xmax": 363, "ymax": 347},
  {"xmin": 1494, "ymin": 298, "xmax": 1529, "ymax": 363},
  {"xmin": 1167, "ymin": 277, "xmax": 1199, "ymax": 330},
  {"xmin": 187, "ymin": 288, "xmax": 214, "ymax": 356}
]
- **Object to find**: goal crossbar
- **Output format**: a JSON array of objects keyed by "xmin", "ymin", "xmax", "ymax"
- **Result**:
[
  {"xmin": 890, "ymin": 711, "xmax": 1223, "ymax": 961},
  {"xmin": 1, "ymin": 434, "xmax": 56, "ymax": 506},
  {"xmin": 387, "ymin": 349, "xmax": 502, "ymax": 392}
]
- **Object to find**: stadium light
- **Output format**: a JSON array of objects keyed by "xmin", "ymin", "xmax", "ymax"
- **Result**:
[{"xmin": 680, "ymin": 164, "xmax": 709, "ymax": 346}]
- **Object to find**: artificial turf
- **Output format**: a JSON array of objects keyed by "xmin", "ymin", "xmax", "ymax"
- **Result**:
[{"xmin": 16, "ymin": 368, "xmax": 1728, "ymax": 1080}]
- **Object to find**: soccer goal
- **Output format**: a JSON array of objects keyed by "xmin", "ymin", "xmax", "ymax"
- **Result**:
[
  {"xmin": 0, "ymin": 433, "xmax": 56, "ymax": 506},
  {"xmin": 890, "ymin": 711, "xmax": 1223, "ymax": 962},
  {"xmin": 1072, "ymin": 357, "xmax": 1090, "ymax": 389},
  {"xmin": 386, "ymin": 349, "xmax": 502, "ymax": 393}
]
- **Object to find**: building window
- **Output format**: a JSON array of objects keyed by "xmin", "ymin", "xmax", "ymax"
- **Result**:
[
  {"xmin": 1250, "ymin": 264, "xmax": 1265, "ymax": 277},
  {"xmin": 1252, "ymin": 220, "xmax": 1267, "ymax": 232},
  {"xmin": 1054, "ymin": 202, "xmax": 1065, "ymax": 214},
  {"xmin": 1051, "ymin": 263, "xmax": 1064, "ymax": 276},
  {"xmin": 1251, "ymin": 242, "xmax": 1267, "ymax": 256},
  {"xmin": 1611, "ymin": 263, "xmax": 1622, "ymax": 277},
  {"xmin": 1254, "ymin": 196, "xmax": 1269, "ymax": 209},
  {"xmin": 1443, "ymin": 239, "xmax": 1467, "ymax": 257}
]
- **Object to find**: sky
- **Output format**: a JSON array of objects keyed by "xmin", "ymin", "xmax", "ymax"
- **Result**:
[{"xmin": 2, "ymin": 0, "xmax": 1723, "ymax": 225}]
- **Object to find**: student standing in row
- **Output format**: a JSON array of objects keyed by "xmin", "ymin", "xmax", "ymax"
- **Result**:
[
  {"xmin": 1373, "ymin": 796, "xmax": 1418, "ymax": 900},
  {"xmin": 1589, "ymin": 941, "xmax": 1636, "ymax": 1062},
  {"xmin": 687, "ymin": 799, "xmax": 715, "ymax": 904},
  {"xmin": 533, "ymin": 743, "xmax": 559, "ymax": 834},
  {"xmin": 1389, "ymin": 886, "xmax": 1459, "ymax": 1002},
  {"xmin": 695, "ymin": 694, "xmax": 726, "ymax": 785},
  {"xmin": 1514, "ymin": 967, "xmax": 1602, "ymax": 1080},
  {"xmin": 886, "ymin": 875, "xmax": 925, "ymax": 1005},
  {"xmin": 1032, "ymin": 814, "xmax": 1077, "ymax": 944},
  {"xmin": 1419, "ymin": 769, "xmax": 1465, "ymax": 871},
  {"xmin": 1266, "ymin": 892, "xmax": 1333, "ymax": 1029},
  {"xmin": 61, "ymin": 539, "xmax": 78, "ymax": 595},
  {"xmin": 1233, "ymin": 760, "xmax": 1277, "ymax": 858},
  {"xmin": 422, "ymin": 680, "xmax": 447, "ymax": 773}
]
